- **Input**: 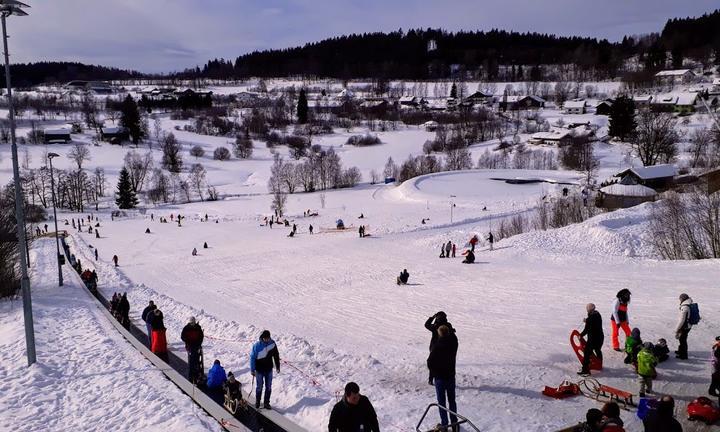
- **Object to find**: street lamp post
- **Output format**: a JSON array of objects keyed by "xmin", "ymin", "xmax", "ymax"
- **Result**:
[
  {"xmin": 47, "ymin": 153, "xmax": 62, "ymax": 287},
  {"xmin": 1, "ymin": 0, "xmax": 34, "ymax": 366},
  {"xmin": 450, "ymin": 195, "xmax": 456, "ymax": 224}
]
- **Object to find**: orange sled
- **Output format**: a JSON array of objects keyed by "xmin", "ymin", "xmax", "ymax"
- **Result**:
[
  {"xmin": 570, "ymin": 330, "xmax": 602, "ymax": 371},
  {"xmin": 542, "ymin": 380, "xmax": 580, "ymax": 399}
]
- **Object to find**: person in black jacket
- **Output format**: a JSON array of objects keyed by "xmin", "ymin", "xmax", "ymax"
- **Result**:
[
  {"xmin": 117, "ymin": 293, "xmax": 130, "ymax": 328},
  {"xmin": 427, "ymin": 325, "xmax": 459, "ymax": 430},
  {"xmin": 328, "ymin": 382, "xmax": 379, "ymax": 432},
  {"xmin": 141, "ymin": 301, "xmax": 156, "ymax": 338},
  {"xmin": 579, "ymin": 303, "xmax": 604, "ymax": 376},
  {"xmin": 643, "ymin": 396, "xmax": 682, "ymax": 432},
  {"xmin": 181, "ymin": 317, "xmax": 205, "ymax": 383},
  {"xmin": 425, "ymin": 312, "xmax": 457, "ymax": 385}
]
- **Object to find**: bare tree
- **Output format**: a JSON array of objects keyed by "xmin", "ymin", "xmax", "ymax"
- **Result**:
[
  {"xmin": 188, "ymin": 163, "xmax": 207, "ymax": 201},
  {"xmin": 688, "ymin": 127, "xmax": 712, "ymax": 168},
  {"xmin": 123, "ymin": 151, "xmax": 154, "ymax": 193},
  {"xmin": 631, "ymin": 111, "xmax": 680, "ymax": 166},
  {"xmin": 67, "ymin": 143, "xmax": 91, "ymax": 171},
  {"xmin": 161, "ymin": 132, "xmax": 183, "ymax": 173}
]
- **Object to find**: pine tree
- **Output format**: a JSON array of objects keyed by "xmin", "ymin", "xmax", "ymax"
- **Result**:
[
  {"xmin": 297, "ymin": 88, "xmax": 308, "ymax": 124},
  {"xmin": 115, "ymin": 167, "xmax": 138, "ymax": 209},
  {"xmin": 608, "ymin": 95, "xmax": 637, "ymax": 142},
  {"xmin": 450, "ymin": 83, "xmax": 457, "ymax": 99},
  {"xmin": 120, "ymin": 95, "xmax": 144, "ymax": 145}
]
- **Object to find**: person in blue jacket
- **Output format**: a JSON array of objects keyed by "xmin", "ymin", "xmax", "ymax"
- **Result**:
[
  {"xmin": 250, "ymin": 329, "xmax": 281, "ymax": 409},
  {"xmin": 206, "ymin": 359, "xmax": 227, "ymax": 400}
]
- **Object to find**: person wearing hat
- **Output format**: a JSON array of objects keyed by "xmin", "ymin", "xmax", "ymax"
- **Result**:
[
  {"xmin": 250, "ymin": 330, "xmax": 280, "ymax": 409},
  {"xmin": 141, "ymin": 300, "xmax": 157, "ymax": 338},
  {"xmin": 572, "ymin": 408, "xmax": 604, "ymax": 432},
  {"xmin": 181, "ymin": 316, "xmax": 205, "ymax": 383},
  {"xmin": 710, "ymin": 336, "xmax": 720, "ymax": 403},
  {"xmin": 425, "ymin": 312, "xmax": 457, "ymax": 385},
  {"xmin": 637, "ymin": 342, "xmax": 658, "ymax": 398},
  {"xmin": 579, "ymin": 303, "xmax": 604, "ymax": 376},
  {"xmin": 675, "ymin": 293, "xmax": 694, "ymax": 360},
  {"xmin": 610, "ymin": 289, "xmax": 632, "ymax": 351},
  {"xmin": 223, "ymin": 371, "xmax": 244, "ymax": 408}
]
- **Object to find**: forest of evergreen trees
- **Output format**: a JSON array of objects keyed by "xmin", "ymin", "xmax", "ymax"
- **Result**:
[{"xmin": 9, "ymin": 9, "xmax": 720, "ymax": 84}]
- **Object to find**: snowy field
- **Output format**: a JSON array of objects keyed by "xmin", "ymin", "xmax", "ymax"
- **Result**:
[{"xmin": 1, "ymin": 88, "xmax": 719, "ymax": 431}]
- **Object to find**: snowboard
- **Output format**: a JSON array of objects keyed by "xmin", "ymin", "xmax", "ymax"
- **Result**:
[{"xmin": 570, "ymin": 330, "xmax": 602, "ymax": 370}]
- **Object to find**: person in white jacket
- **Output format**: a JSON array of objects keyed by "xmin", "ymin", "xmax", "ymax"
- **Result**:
[
  {"xmin": 610, "ymin": 289, "xmax": 632, "ymax": 351},
  {"xmin": 675, "ymin": 293, "xmax": 693, "ymax": 360}
]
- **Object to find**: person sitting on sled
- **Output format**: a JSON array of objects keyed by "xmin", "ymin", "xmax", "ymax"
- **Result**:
[
  {"xmin": 653, "ymin": 338, "xmax": 669, "ymax": 363},
  {"xmin": 397, "ymin": 269, "xmax": 409, "ymax": 285},
  {"xmin": 224, "ymin": 372, "xmax": 244, "ymax": 407},
  {"xmin": 462, "ymin": 249, "xmax": 475, "ymax": 264}
]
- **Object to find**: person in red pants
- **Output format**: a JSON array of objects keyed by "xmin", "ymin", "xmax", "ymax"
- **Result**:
[{"xmin": 611, "ymin": 289, "xmax": 632, "ymax": 351}]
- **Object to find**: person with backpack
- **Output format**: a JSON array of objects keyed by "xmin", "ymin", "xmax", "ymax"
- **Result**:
[
  {"xmin": 709, "ymin": 336, "xmax": 720, "ymax": 403},
  {"xmin": 181, "ymin": 317, "xmax": 205, "ymax": 383},
  {"xmin": 610, "ymin": 289, "xmax": 632, "ymax": 352},
  {"xmin": 675, "ymin": 293, "xmax": 697, "ymax": 360},
  {"xmin": 250, "ymin": 330, "xmax": 280, "ymax": 409},
  {"xmin": 637, "ymin": 342, "xmax": 658, "ymax": 397}
]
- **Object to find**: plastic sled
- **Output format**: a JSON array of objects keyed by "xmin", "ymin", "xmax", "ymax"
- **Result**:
[
  {"xmin": 687, "ymin": 397, "xmax": 720, "ymax": 424},
  {"xmin": 570, "ymin": 330, "xmax": 602, "ymax": 370},
  {"xmin": 542, "ymin": 380, "xmax": 580, "ymax": 399}
]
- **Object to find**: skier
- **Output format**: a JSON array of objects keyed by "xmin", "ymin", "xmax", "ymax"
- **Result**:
[
  {"xmin": 487, "ymin": 232, "xmax": 494, "ymax": 251},
  {"xmin": 358, "ymin": 225, "xmax": 363, "ymax": 238},
  {"xmin": 149, "ymin": 309, "xmax": 167, "ymax": 357},
  {"xmin": 118, "ymin": 293, "xmax": 130, "ymax": 328},
  {"xmin": 425, "ymin": 312, "xmax": 457, "ymax": 385},
  {"xmin": 610, "ymin": 289, "xmax": 632, "ymax": 352},
  {"xmin": 637, "ymin": 342, "xmax": 657, "ymax": 397},
  {"xmin": 675, "ymin": 293, "xmax": 694, "ymax": 360},
  {"xmin": 309, "ymin": 224, "xmax": 313, "ymax": 234},
  {"xmin": 427, "ymin": 325, "xmax": 459, "ymax": 431},
  {"xmin": 192, "ymin": 248, "xmax": 197, "ymax": 256},
  {"xmin": 44, "ymin": 223, "xmax": 48, "ymax": 233},
  {"xmin": 207, "ymin": 359, "xmax": 228, "ymax": 402},
  {"xmin": 94, "ymin": 248, "xmax": 98, "ymax": 261},
  {"xmin": 181, "ymin": 317, "xmax": 205, "ymax": 383},
  {"xmin": 328, "ymin": 382, "xmax": 380, "ymax": 432},
  {"xmin": 112, "ymin": 255, "xmax": 118, "ymax": 267},
  {"xmin": 292, "ymin": 224, "xmax": 297, "ymax": 234},
  {"xmin": 445, "ymin": 241, "xmax": 452, "ymax": 258},
  {"xmin": 141, "ymin": 300, "xmax": 157, "ymax": 338},
  {"xmin": 710, "ymin": 336, "xmax": 720, "ymax": 402},
  {"xmin": 578, "ymin": 303, "xmax": 604, "ymax": 376},
  {"xmin": 250, "ymin": 330, "xmax": 280, "ymax": 409},
  {"xmin": 642, "ymin": 396, "xmax": 682, "ymax": 432},
  {"xmin": 151, "ymin": 213, "xmax": 154, "ymax": 221},
  {"xmin": 396, "ymin": 269, "xmax": 409, "ymax": 285},
  {"xmin": 269, "ymin": 219, "xmax": 273, "ymax": 229},
  {"xmin": 624, "ymin": 328, "xmax": 642, "ymax": 366}
]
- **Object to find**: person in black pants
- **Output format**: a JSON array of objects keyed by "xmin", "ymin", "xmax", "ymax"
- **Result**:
[{"xmin": 579, "ymin": 303, "xmax": 604, "ymax": 376}]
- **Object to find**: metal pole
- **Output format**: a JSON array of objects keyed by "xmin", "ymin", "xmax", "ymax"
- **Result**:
[
  {"xmin": 48, "ymin": 157, "xmax": 63, "ymax": 286},
  {"xmin": 3, "ymin": 12, "xmax": 36, "ymax": 365}
]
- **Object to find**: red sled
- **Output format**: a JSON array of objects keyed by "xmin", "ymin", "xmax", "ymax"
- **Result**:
[
  {"xmin": 542, "ymin": 380, "xmax": 580, "ymax": 399},
  {"xmin": 687, "ymin": 397, "xmax": 720, "ymax": 424},
  {"xmin": 570, "ymin": 330, "xmax": 602, "ymax": 371}
]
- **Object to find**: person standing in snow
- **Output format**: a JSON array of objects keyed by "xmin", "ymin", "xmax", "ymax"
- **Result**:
[
  {"xmin": 192, "ymin": 247, "xmax": 197, "ymax": 256},
  {"xmin": 141, "ymin": 301, "xmax": 157, "ymax": 338},
  {"xmin": 117, "ymin": 293, "xmax": 130, "ymax": 328},
  {"xmin": 112, "ymin": 255, "xmax": 118, "ymax": 267},
  {"xmin": 250, "ymin": 330, "xmax": 280, "ymax": 409},
  {"xmin": 181, "ymin": 317, "xmax": 205, "ymax": 384},
  {"xmin": 149, "ymin": 309, "xmax": 168, "ymax": 358},
  {"xmin": 675, "ymin": 293, "xmax": 694, "ymax": 360},
  {"xmin": 94, "ymin": 248, "xmax": 98, "ymax": 261},
  {"xmin": 328, "ymin": 382, "xmax": 380, "ymax": 432},
  {"xmin": 425, "ymin": 312, "xmax": 457, "ymax": 385},
  {"xmin": 445, "ymin": 241, "xmax": 452, "ymax": 258},
  {"xmin": 451, "ymin": 243, "xmax": 456, "ymax": 258},
  {"xmin": 637, "ymin": 342, "xmax": 657, "ymax": 397},
  {"xmin": 579, "ymin": 303, "xmax": 604, "ymax": 376},
  {"xmin": 610, "ymin": 289, "xmax": 632, "ymax": 352},
  {"xmin": 427, "ymin": 325, "xmax": 459, "ymax": 430},
  {"xmin": 487, "ymin": 232, "xmax": 494, "ymax": 251},
  {"xmin": 440, "ymin": 244, "xmax": 446, "ymax": 258},
  {"xmin": 309, "ymin": 224, "xmax": 313, "ymax": 234}
]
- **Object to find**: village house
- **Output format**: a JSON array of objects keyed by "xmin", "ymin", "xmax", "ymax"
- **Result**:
[
  {"xmin": 614, "ymin": 164, "xmax": 677, "ymax": 191},
  {"xmin": 463, "ymin": 91, "xmax": 492, "ymax": 105},
  {"xmin": 598, "ymin": 183, "xmax": 658, "ymax": 209},
  {"xmin": 43, "ymin": 129, "xmax": 71, "ymax": 144},
  {"xmin": 498, "ymin": 95, "xmax": 545, "ymax": 111},
  {"xmin": 594, "ymin": 100, "xmax": 613, "ymax": 116},
  {"xmin": 529, "ymin": 129, "xmax": 571, "ymax": 146},
  {"xmin": 563, "ymin": 99, "xmax": 587, "ymax": 114},
  {"xmin": 632, "ymin": 95, "xmax": 653, "ymax": 108},
  {"xmin": 100, "ymin": 126, "xmax": 129, "ymax": 144},
  {"xmin": 655, "ymin": 69, "xmax": 695, "ymax": 85}
]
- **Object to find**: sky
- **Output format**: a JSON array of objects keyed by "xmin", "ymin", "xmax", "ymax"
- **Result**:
[{"xmin": 7, "ymin": 0, "xmax": 720, "ymax": 73}]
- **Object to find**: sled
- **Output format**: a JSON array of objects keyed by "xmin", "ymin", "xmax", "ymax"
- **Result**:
[
  {"xmin": 578, "ymin": 377, "xmax": 636, "ymax": 409},
  {"xmin": 542, "ymin": 380, "xmax": 580, "ymax": 399},
  {"xmin": 687, "ymin": 397, "xmax": 720, "ymax": 424},
  {"xmin": 223, "ymin": 384, "xmax": 247, "ymax": 415},
  {"xmin": 570, "ymin": 330, "xmax": 602, "ymax": 371}
]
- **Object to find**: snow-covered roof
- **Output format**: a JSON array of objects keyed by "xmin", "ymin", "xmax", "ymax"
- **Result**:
[
  {"xmin": 713, "ymin": 78, "xmax": 720, "ymax": 86},
  {"xmin": 531, "ymin": 130, "xmax": 570, "ymax": 141},
  {"xmin": 652, "ymin": 94, "xmax": 678, "ymax": 105},
  {"xmin": 595, "ymin": 100, "xmax": 613, "ymax": 107},
  {"xmin": 44, "ymin": 129, "xmax": 70, "ymax": 135},
  {"xmin": 101, "ymin": 127, "xmax": 126, "ymax": 134},
  {"xmin": 655, "ymin": 69, "xmax": 693, "ymax": 77},
  {"xmin": 600, "ymin": 183, "xmax": 657, "ymax": 197},
  {"xmin": 617, "ymin": 164, "xmax": 677, "ymax": 180},
  {"xmin": 399, "ymin": 96, "xmax": 417, "ymax": 103},
  {"xmin": 564, "ymin": 100, "xmax": 587, "ymax": 109},
  {"xmin": 422, "ymin": 120, "xmax": 439, "ymax": 127},
  {"xmin": 675, "ymin": 92, "xmax": 698, "ymax": 106},
  {"xmin": 633, "ymin": 95, "xmax": 653, "ymax": 103}
]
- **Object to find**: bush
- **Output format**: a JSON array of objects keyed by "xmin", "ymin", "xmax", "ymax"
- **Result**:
[
  {"xmin": 213, "ymin": 146, "xmax": 231, "ymax": 161},
  {"xmin": 346, "ymin": 134, "xmax": 381, "ymax": 146},
  {"xmin": 266, "ymin": 131, "xmax": 283, "ymax": 148},
  {"xmin": 170, "ymin": 110, "xmax": 194, "ymax": 120},
  {"xmin": 190, "ymin": 145, "xmax": 205, "ymax": 158}
]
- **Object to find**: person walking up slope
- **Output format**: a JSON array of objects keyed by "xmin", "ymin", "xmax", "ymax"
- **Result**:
[
  {"xmin": 675, "ymin": 293, "xmax": 695, "ymax": 360},
  {"xmin": 250, "ymin": 330, "xmax": 280, "ymax": 409},
  {"xmin": 181, "ymin": 317, "xmax": 205, "ymax": 383},
  {"xmin": 579, "ymin": 303, "xmax": 604, "ymax": 376},
  {"xmin": 611, "ymin": 289, "xmax": 632, "ymax": 352}
]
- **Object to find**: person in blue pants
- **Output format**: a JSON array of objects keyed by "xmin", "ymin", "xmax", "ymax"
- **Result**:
[
  {"xmin": 250, "ymin": 330, "xmax": 281, "ymax": 409},
  {"xmin": 427, "ymin": 325, "xmax": 459, "ymax": 430}
]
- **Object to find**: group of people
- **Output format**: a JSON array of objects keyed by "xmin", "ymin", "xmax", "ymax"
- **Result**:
[
  {"xmin": 576, "ymin": 288, "xmax": 713, "ymax": 430},
  {"xmin": 109, "ymin": 292, "xmax": 130, "ymax": 328},
  {"xmin": 141, "ymin": 300, "xmax": 168, "ymax": 359}
]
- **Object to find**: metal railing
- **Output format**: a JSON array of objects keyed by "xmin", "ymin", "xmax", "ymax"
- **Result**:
[{"xmin": 415, "ymin": 403, "xmax": 481, "ymax": 432}]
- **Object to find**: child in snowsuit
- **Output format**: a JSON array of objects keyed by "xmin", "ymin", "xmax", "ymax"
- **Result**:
[
  {"xmin": 624, "ymin": 328, "xmax": 642, "ymax": 366},
  {"xmin": 637, "ymin": 342, "xmax": 658, "ymax": 397},
  {"xmin": 653, "ymin": 338, "xmax": 670, "ymax": 363},
  {"xmin": 709, "ymin": 336, "xmax": 720, "ymax": 402}
]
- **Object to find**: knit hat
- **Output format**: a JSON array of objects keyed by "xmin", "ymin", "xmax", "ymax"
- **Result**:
[
  {"xmin": 715, "ymin": 336, "xmax": 720, "ymax": 342},
  {"xmin": 189, "ymin": 316, "xmax": 196, "ymax": 324},
  {"xmin": 260, "ymin": 330, "xmax": 271, "ymax": 340},
  {"xmin": 679, "ymin": 293, "xmax": 689, "ymax": 302}
]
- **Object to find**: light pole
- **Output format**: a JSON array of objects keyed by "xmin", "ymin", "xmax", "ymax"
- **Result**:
[
  {"xmin": 2, "ymin": 0, "xmax": 34, "ymax": 366},
  {"xmin": 47, "ymin": 153, "xmax": 63, "ymax": 287},
  {"xmin": 449, "ymin": 195, "xmax": 456, "ymax": 224}
]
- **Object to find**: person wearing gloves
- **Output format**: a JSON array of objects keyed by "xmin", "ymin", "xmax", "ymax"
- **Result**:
[
  {"xmin": 675, "ymin": 293, "xmax": 694, "ymax": 360},
  {"xmin": 610, "ymin": 289, "xmax": 632, "ymax": 351},
  {"xmin": 250, "ymin": 329, "xmax": 281, "ymax": 409}
]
